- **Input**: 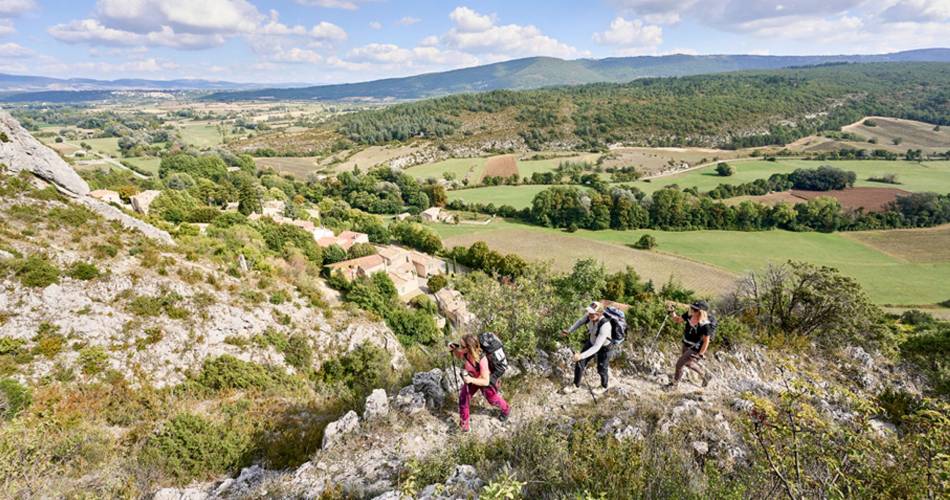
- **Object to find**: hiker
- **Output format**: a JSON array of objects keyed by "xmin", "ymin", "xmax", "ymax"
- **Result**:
[
  {"xmin": 562, "ymin": 301, "xmax": 614, "ymax": 395},
  {"xmin": 450, "ymin": 333, "xmax": 511, "ymax": 432},
  {"xmin": 666, "ymin": 300, "xmax": 715, "ymax": 389}
]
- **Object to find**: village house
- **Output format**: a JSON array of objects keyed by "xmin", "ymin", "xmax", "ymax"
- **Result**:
[
  {"xmin": 262, "ymin": 200, "xmax": 286, "ymax": 217},
  {"xmin": 89, "ymin": 189, "xmax": 122, "ymax": 205},
  {"xmin": 325, "ymin": 254, "xmax": 386, "ymax": 281},
  {"xmin": 420, "ymin": 206, "xmax": 456, "ymax": 224},
  {"xmin": 435, "ymin": 288, "xmax": 475, "ymax": 329},
  {"xmin": 327, "ymin": 244, "xmax": 447, "ymax": 301},
  {"xmin": 395, "ymin": 212, "xmax": 411, "ymax": 221},
  {"xmin": 130, "ymin": 190, "xmax": 161, "ymax": 214}
]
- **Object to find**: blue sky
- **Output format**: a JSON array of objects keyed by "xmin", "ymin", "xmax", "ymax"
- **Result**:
[{"xmin": 0, "ymin": 0, "xmax": 947, "ymax": 83}]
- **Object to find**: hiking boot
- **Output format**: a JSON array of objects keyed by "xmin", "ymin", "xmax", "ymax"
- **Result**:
[
  {"xmin": 592, "ymin": 386, "xmax": 608, "ymax": 397},
  {"xmin": 702, "ymin": 371, "xmax": 713, "ymax": 387},
  {"xmin": 561, "ymin": 385, "xmax": 578, "ymax": 395},
  {"xmin": 499, "ymin": 411, "xmax": 510, "ymax": 423},
  {"xmin": 663, "ymin": 382, "xmax": 678, "ymax": 392},
  {"xmin": 459, "ymin": 421, "xmax": 470, "ymax": 433}
]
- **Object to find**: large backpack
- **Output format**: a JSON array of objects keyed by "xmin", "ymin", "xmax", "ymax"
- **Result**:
[
  {"xmin": 601, "ymin": 306, "xmax": 627, "ymax": 345},
  {"xmin": 478, "ymin": 332, "xmax": 508, "ymax": 387}
]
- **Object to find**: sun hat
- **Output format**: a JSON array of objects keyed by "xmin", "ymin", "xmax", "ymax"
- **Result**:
[{"xmin": 585, "ymin": 301, "xmax": 604, "ymax": 315}]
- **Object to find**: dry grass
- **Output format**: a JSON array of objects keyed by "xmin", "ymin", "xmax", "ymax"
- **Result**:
[
  {"xmin": 254, "ymin": 157, "xmax": 322, "ymax": 178},
  {"xmin": 843, "ymin": 116, "xmax": 950, "ymax": 152},
  {"xmin": 791, "ymin": 187, "xmax": 910, "ymax": 212},
  {"xmin": 442, "ymin": 226, "xmax": 737, "ymax": 296},
  {"xmin": 724, "ymin": 191, "xmax": 804, "ymax": 207},
  {"xmin": 843, "ymin": 224, "xmax": 950, "ymax": 264},
  {"xmin": 316, "ymin": 144, "xmax": 425, "ymax": 173},
  {"xmin": 600, "ymin": 147, "xmax": 747, "ymax": 177},
  {"xmin": 481, "ymin": 154, "xmax": 518, "ymax": 180}
]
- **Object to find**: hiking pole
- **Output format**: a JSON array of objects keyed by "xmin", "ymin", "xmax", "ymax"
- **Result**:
[
  {"xmin": 652, "ymin": 314, "xmax": 670, "ymax": 344},
  {"xmin": 585, "ymin": 380, "xmax": 598, "ymax": 404}
]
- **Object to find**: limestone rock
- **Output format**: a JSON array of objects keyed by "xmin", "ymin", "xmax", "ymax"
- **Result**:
[
  {"xmin": 691, "ymin": 440, "xmax": 710, "ymax": 455},
  {"xmin": 394, "ymin": 385, "xmax": 426, "ymax": 415},
  {"xmin": 151, "ymin": 487, "xmax": 208, "ymax": 500},
  {"xmin": 869, "ymin": 418, "xmax": 897, "ymax": 438},
  {"xmin": 418, "ymin": 465, "xmax": 484, "ymax": 500},
  {"xmin": 77, "ymin": 196, "xmax": 175, "ymax": 246},
  {"xmin": 412, "ymin": 368, "xmax": 446, "ymax": 409},
  {"xmin": 364, "ymin": 389, "xmax": 389, "ymax": 420},
  {"xmin": 0, "ymin": 110, "xmax": 90, "ymax": 196},
  {"xmin": 0, "ymin": 249, "xmax": 12, "ymax": 260},
  {"xmin": 212, "ymin": 464, "xmax": 265, "ymax": 497},
  {"xmin": 372, "ymin": 492, "xmax": 406, "ymax": 500},
  {"xmin": 322, "ymin": 410, "xmax": 360, "ymax": 450}
]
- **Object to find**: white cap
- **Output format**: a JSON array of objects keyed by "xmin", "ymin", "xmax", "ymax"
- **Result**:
[{"xmin": 585, "ymin": 302, "xmax": 603, "ymax": 315}]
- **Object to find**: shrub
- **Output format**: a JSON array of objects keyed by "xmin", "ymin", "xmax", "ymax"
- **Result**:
[
  {"xmin": 347, "ymin": 242, "xmax": 377, "ymax": 259},
  {"xmin": 195, "ymin": 355, "xmax": 294, "ymax": 392},
  {"xmin": 66, "ymin": 261, "xmax": 100, "ymax": 280},
  {"xmin": 282, "ymin": 333, "xmax": 313, "ymax": 372},
  {"xmin": 427, "ymin": 274, "xmax": 448, "ymax": 293},
  {"xmin": 319, "ymin": 343, "xmax": 391, "ymax": 394},
  {"xmin": 15, "ymin": 255, "xmax": 60, "ymax": 288},
  {"xmin": 386, "ymin": 307, "xmax": 441, "ymax": 347},
  {"xmin": 863, "ymin": 119, "xmax": 877, "ymax": 127},
  {"xmin": 409, "ymin": 294, "xmax": 438, "ymax": 315},
  {"xmin": 0, "ymin": 337, "xmax": 25, "ymax": 356},
  {"xmin": 633, "ymin": 234, "xmax": 656, "ymax": 250},
  {"xmin": 140, "ymin": 412, "xmax": 252, "ymax": 482},
  {"xmin": 715, "ymin": 162, "xmax": 734, "ymax": 176},
  {"xmin": 47, "ymin": 205, "xmax": 95, "ymax": 227},
  {"xmin": 78, "ymin": 346, "xmax": 109, "ymax": 376},
  {"xmin": 0, "ymin": 378, "xmax": 31, "ymax": 419},
  {"xmin": 33, "ymin": 322, "xmax": 65, "ymax": 358}
]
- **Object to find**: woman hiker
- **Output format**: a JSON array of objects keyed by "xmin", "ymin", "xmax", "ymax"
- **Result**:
[
  {"xmin": 451, "ymin": 333, "xmax": 511, "ymax": 433},
  {"xmin": 561, "ymin": 301, "xmax": 613, "ymax": 395},
  {"xmin": 666, "ymin": 300, "xmax": 715, "ymax": 389}
]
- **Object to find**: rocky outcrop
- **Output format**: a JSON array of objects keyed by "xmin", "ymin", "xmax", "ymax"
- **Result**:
[
  {"xmin": 412, "ymin": 368, "xmax": 447, "ymax": 409},
  {"xmin": 0, "ymin": 110, "xmax": 89, "ymax": 196},
  {"xmin": 77, "ymin": 196, "xmax": 175, "ymax": 246},
  {"xmin": 364, "ymin": 389, "xmax": 389, "ymax": 420},
  {"xmin": 322, "ymin": 410, "xmax": 360, "ymax": 450}
]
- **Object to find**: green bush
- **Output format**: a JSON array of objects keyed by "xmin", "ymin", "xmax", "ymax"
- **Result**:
[
  {"xmin": 715, "ymin": 162, "xmax": 735, "ymax": 176},
  {"xmin": 47, "ymin": 205, "xmax": 95, "ymax": 227},
  {"xmin": 283, "ymin": 334, "xmax": 313, "ymax": 372},
  {"xmin": 66, "ymin": 261, "xmax": 100, "ymax": 280},
  {"xmin": 127, "ymin": 291, "xmax": 189, "ymax": 319},
  {"xmin": 0, "ymin": 337, "xmax": 26, "ymax": 356},
  {"xmin": 0, "ymin": 378, "xmax": 31, "ymax": 419},
  {"xmin": 387, "ymin": 308, "xmax": 441, "ymax": 346},
  {"xmin": 33, "ymin": 322, "xmax": 65, "ymax": 358},
  {"xmin": 427, "ymin": 274, "xmax": 448, "ymax": 293},
  {"xmin": 319, "ymin": 343, "xmax": 391, "ymax": 394},
  {"xmin": 195, "ymin": 355, "xmax": 296, "ymax": 392},
  {"xmin": 78, "ymin": 346, "xmax": 109, "ymax": 376},
  {"xmin": 140, "ymin": 412, "xmax": 252, "ymax": 482},
  {"xmin": 633, "ymin": 234, "xmax": 657, "ymax": 250},
  {"xmin": 15, "ymin": 255, "xmax": 60, "ymax": 288}
]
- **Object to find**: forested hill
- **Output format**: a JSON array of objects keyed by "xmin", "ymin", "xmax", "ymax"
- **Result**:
[
  {"xmin": 208, "ymin": 48, "xmax": 950, "ymax": 102},
  {"xmin": 253, "ymin": 62, "xmax": 949, "ymax": 153}
]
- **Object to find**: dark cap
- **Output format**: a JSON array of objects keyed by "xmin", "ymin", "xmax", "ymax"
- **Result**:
[{"xmin": 690, "ymin": 300, "xmax": 709, "ymax": 312}]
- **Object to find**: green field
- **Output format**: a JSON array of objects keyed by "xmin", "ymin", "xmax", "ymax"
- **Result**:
[
  {"xmin": 178, "ymin": 123, "xmax": 225, "ymax": 148},
  {"xmin": 406, "ymin": 158, "xmax": 486, "ymax": 181},
  {"xmin": 631, "ymin": 159, "xmax": 950, "ymax": 194},
  {"xmin": 432, "ymin": 219, "xmax": 950, "ymax": 306},
  {"xmin": 123, "ymin": 157, "xmax": 161, "ymax": 175},
  {"xmin": 447, "ymin": 185, "xmax": 579, "ymax": 209},
  {"xmin": 406, "ymin": 153, "xmax": 600, "ymax": 183},
  {"xmin": 80, "ymin": 137, "xmax": 121, "ymax": 156}
]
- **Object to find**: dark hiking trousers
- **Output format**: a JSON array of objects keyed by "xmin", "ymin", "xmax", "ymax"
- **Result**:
[
  {"xmin": 574, "ymin": 339, "xmax": 610, "ymax": 389},
  {"xmin": 674, "ymin": 343, "xmax": 706, "ymax": 383}
]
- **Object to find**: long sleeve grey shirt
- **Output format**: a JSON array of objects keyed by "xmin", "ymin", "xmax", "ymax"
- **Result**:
[{"xmin": 567, "ymin": 315, "xmax": 612, "ymax": 360}]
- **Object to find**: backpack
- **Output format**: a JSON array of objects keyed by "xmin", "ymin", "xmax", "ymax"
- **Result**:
[
  {"xmin": 478, "ymin": 332, "xmax": 508, "ymax": 387},
  {"xmin": 601, "ymin": 306, "xmax": 627, "ymax": 345}
]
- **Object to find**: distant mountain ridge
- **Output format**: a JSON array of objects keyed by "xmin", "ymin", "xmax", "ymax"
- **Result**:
[
  {"xmin": 0, "ymin": 73, "xmax": 306, "ymax": 93},
  {"xmin": 206, "ymin": 48, "xmax": 950, "ymax": 102}
]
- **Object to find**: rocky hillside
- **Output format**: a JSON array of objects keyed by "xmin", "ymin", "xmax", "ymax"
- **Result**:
[{"xmin": 0, "ymin": 112, "xmax": 947, "ymax": 499}]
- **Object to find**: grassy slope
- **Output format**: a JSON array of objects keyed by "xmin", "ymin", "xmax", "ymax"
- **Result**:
[
  {"xmin": 122, "ymin": 157, "xmax": 161, "ymax": 175},
  {"xmin": 631, "ymin": 159, "xmax": 950, "ymax": 194},
  {"xmin": 447, "ymin": 184, "xmax": 575, "ymax": 209},
  {"xmin": 434, "ymin": 219, "xmax": 950, "ymax": 306}
]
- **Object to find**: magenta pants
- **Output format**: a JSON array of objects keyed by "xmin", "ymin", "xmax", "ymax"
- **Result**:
[{"xmin": 459, "ymin": 383, "xmax": 510, "ymax": 424}]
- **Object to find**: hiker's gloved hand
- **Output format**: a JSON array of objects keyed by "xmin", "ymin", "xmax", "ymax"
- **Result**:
[{"xmin": 572, "ymin": 352, "xmax": 582, "ymax": 362}]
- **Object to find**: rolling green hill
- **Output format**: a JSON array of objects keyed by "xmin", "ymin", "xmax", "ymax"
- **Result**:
[{"xmin": 208, "ymin": 48, "xmax": 950, "ymax": 102}]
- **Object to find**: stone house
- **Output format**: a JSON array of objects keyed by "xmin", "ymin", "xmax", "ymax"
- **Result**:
[
  {"xmin": 325, "ymin": 254, "xmax": 386, "ymax": 281},
  {"xmin": 435, "ymin": 288, "xmax": 475, "ymax": 329}
]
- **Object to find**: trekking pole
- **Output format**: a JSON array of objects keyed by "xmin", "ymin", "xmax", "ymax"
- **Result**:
[
  {"xmin": 585, "ymin": 380, "xmax": 598, "ymax": 404},
  {"xmin": 651, "ymin": 314, "xmax": 670, "ymax": 345}
]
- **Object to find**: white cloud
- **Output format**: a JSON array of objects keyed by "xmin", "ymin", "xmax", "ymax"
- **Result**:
[
  {"xmin": 0, "ymin": 19, "xmax": 14, "ymax": 36},
  {"xmin": 311, "ymin": 21, "xmax": 347, "ymax": 42},
  {"xmin": 593, "ymin": 17, "xmax": 663, "ymax": 52},
  {"xmin": 95, "ymin": 0, "xmax": 262, "ymax": 35},
  {"xmin": 0, "ymin": 41, "xmax": 32, "ymax": 58},
  {"xmin": 448, "ymin": 7, "xmax": 495, "ymax": 32},
  {"xmin": 368, "ymin": 21, "xmax": 382, "ymax": 30},
  {"xmin": 397, "ymin": 16, "xmax": 421, "ymax": 26},
  {"xmin": 295, "ymin": 0, "xmax": 374, "ymax": 10},
  {"xmin": 881, "ymin": 0, "xmax": 950, "ymax": 22},
  {"xmin": 441, "ymin": 6, "xmax": 585, "ymax": 59},
  {"xmin": 49, "ymin": 19, "xmax": 226, "ymax": 50},
  {"xmin": 0, "ymin": 0, "xmax": 35, "ymax": 17},
  {"xmin": 272, "ymin": 46, "xmax": 323, "ymax": 64}
]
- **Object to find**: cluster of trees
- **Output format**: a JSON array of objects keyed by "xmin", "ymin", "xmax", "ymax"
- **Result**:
[
  {"xmin": 323, "ymin": 167, "xmax": 443, "ymax": 215},
  {"xmin": 446, "ymin": 241, "xmax": 528, "ymax": 279},
  {"xmin": 390, "ymin": 222, "xmax": 443, "ymax": 254},
  {"xmin": 331, "ymin": 63, "xmax": 950, "ymax": 150},
  {"xmin": 525, "ymin": 183, "xmax": 950, "ymax": 233},
  {"xmin": 788, "ymin": 165, "xmax": 856, "ymax": 191}
]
